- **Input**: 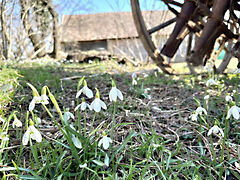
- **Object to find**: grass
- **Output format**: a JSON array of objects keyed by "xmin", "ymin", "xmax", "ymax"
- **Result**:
[{"xmin": 0, "ymin": 58, "xmax": 240, "ymax": 179}]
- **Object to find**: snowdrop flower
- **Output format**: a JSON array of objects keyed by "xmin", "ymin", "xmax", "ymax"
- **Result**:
[
  {"xmin": 40, "ymin": 94, "xmax": 49, "ymax": 105},
  {"xmin": 207, "ymin": 125, "xmax": 224, "ymax": 137},
  {"xmin": 98, "ymin": 132, "xmax": 112, "ymax": 150},
  {"xmin": 74, "ymin": 98, "xmax": 92, "ymax": 111},
  {"xmin": 206, "ymin": 78, "xmax": 218, "ymax": 87},
  {"xmin": 227, "ymin": 105, "xmax": 240, "ymax": 119},
  {"xmin": 12, "ymin": 117, "xmax": 22, "ymax": 128},
  {"xmin": 204, "ymin": 95, "xmax": 210, "ymax": 100},
  {"xmin": 196, "ymin": 107, "xmax": 207, "ymax": 115},
  {"xmin": 109, "ymin": 80, "xmax": 123, "ymax": 102},
  {"xmin": 64, "ymin": 111, "xmax": 74, "ymax": 124},
  {"xmin": 76, "ymin": 80, "xmax": 93, "ymax": 98},
  {"xmin": 22, "ymin": 120, "xmax": 42, "ymax": 145},
  {"xmin": 190, "ymin": 113, "xmax": 198, "ymax": 121},
  {"xmin": 132, "ymin": 73, "xmax": 137, "ymax": 86},
  {"xmin": 225, "ymin": 95, "xmax": 233, "ymax": 102},
  {"xmin": 91, "ymin": 88, "xmax": 107, "ymax": 112},
  {"xmin": 190, "ymin": 106, "xmax": 207, "ymax": 121},
  {"xmin": 0, "ymin": 132, "xmax": 9, "ymax": 141},
  {"xmin": 28, "ymin": 85, "xmax": 49, "ymax": 111}
]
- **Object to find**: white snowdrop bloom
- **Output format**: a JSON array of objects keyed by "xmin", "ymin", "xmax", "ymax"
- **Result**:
[
  {"xmin": 0, "ymin": 132, "xmax": 9, "ymax": 141},
  {"xmin": 98, "ymin": 135, "xmax": 112, "ymax": 150},
  {"xmin": 0, "ymin": 116, "xmax": 5, "ymax": 123},
  {"xmin": 91, "ymin": 98, "xmax": 107, "ymax": 112},
  {"xmin": 132, "ymin": 79, "xmax": 137, "ymax": 86},
  {"xmin": 207, "ymin": 125, "xmax": 224, "ymax": 137},
  {"xmin": 36, "ymin": 117, "xmax": 42, "ymax": 124},
  {"xmin": 22, "ymin": 124, "xmax": 42, "ymax": 145},
  {"xmin": 190, "ymin": 106, "xmax": 207, "ymax": 121},
  {"xmin": 29, "ymin": 96, "xmax": 41, "ymax": 111},
  {"xmin": 12, "ymin": 118, "xmax": 22, "ymax": 128},
  {"xmin": 206, "ymin": 78, "xmax": 218, "ymax": 87},
  {"xmin": 91, "ymin": 88, "xmax": 107, "ymax": 112},
  {"xmin": 74, "ymin": 98, "xmax": 92, "ymax": 111},
  {"xmin": 72, "ymin": 135, "xmax": 82, "ymax": 149},
  {"xmin": 204, "ymin": 95, "xmax": 210, "ymax": 100},
  {"xmin": 132, "ymin": 73, "xmax": 137, "ymax": 86},
  {"xmin": 225, "ymin": 95, "xmax": 233, "ymax": 102},
  {"xmin": 196, "ymin": 107, "xmax": 207, "ymax": 115},
  {"xmin": 74, "ymin": 102, "xmax": 92, "ymax": 111},
  {"xmin": 76, "ymin": 80, "xmax": 93, "ymax": 98},
  {"xmin": 64, "ymin": 111, "xmax": 75, "ymax": 124},
  {"xmin": 227, "ymin": 105, "xmax": 240, "ymax": 120},
  {"xmin": 40, "ymin": 94, "xmax": 49, "ymax": 105},
  {"xmin": 190, "ymin": 113, "xmax": 198, "ymax": 121},
  {"xmin": 109, "ymin": 87, "xmax": 123, "ymax": 102}
]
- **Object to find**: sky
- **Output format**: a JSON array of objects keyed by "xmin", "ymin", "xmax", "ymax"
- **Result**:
[{"xmin": 55, "ymin": 0, "xmax": 168, "ymax": 15}]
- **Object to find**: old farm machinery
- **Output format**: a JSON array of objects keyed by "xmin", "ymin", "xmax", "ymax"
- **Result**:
[{"xmin": 131, "ymin": 0, "xmax": 240, "ymax": 74}]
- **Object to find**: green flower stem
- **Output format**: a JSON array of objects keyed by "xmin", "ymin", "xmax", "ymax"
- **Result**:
[
  {"xmin": 84, "ymin": 110, "xmax": 87, "ymax": 137},
  {"xmin": 219, "ymin": 117, "xmax": 229, "ymax": 178},
  {"xmin": 210, "ymin": 135, "xmax": 216, "ymax": 166},
  {"xmin": 76, "ymin": 100, "xmax": 81, "ymax": 133},
  {"xmin": 30, "ymin": 138, "xmax": 40, "ymax": 170},
  {"xmin": 110, "ymin": 102, "xmax": 117, "ymax": 141},
  {"xmin": 90, "ymin": 112, "xmax": 97, "ymax": 132}
]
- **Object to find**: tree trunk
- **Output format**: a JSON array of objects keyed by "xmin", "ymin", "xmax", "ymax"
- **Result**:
[
  {"xmin": 42, "ymin": 0, "xmax": 60, "ymax": 59},
  {"xmin": 19, "ymin": 0, "xmax": 46, "ymax": 58}
]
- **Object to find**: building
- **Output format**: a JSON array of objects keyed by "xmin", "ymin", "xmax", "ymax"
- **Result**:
[{"xmin": 60, "ymin": 11, "xmax": 188, "ymax": 62}]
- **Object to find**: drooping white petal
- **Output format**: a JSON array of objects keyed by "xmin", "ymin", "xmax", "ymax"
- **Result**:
[
  {"xmin": 12, "ymin": 118, "xmax": 22, "ymax": 128},
  {"xmin": 102, "ymin": 136, "xmax": 112, "ymax": 150},
  {"xmin": 22, "ymin": 129, "xmax": 30, "ymax": 145},
  {"xmin": 0, "ymin": 132, "xmax": 9, "ymax": 141},
  {"xmin": 227, "ymin": 106, "xmax": 240, "ymax": 120},
  {"xmin": 29, "ymin": 125, "xmax": 42, "ymax": 143},
  {"xmin": 207, "ymin": 125, "xmax": 224, "ymax": 137},
  {"xmin": 206, "ymin": 78, "xmax": 218, "ymax": 87},
  {"xmin": 116, "ymin": 89, "xmax": 123, "ymax": 101},
  {"xmin": 190, "ymin": 113, "xmax": 198, "ymax": 121},
  {"xmin": 99, "ymin": 99, "xmax": 107, "ymax": 110},
  {"xmin": 40, "ymin": 94, "xmax": 49, "ymax": 105},
  {"xmin": 232, "ymin": 106, "xmax": 240, "ymax": 120},
  {"xmin": 74, "ymin": 104, "xmax": 81, "ymax": 111},
  {"xmin": 132, "ymin": 79, "xmax": 137, "ymax": 86},
  {"xmin": 204, "ymin": 95, "xmax": 210, "ymax": 100},
  {"xmin": 91, "ymin": 99, "xmax": 101, "ymax": 112},
  {"xmin": 72, "ymin": 136, "xmax": 82, "ymax": 149},
  {"xmin": 83, "ymin": 86, "xmax": 93, "ymax": 98},
  {"xmin": 196, "ymin": 107, "xmax": 207, "ymax": 115},
  {"xmin": 109, "ymin": 87, "xmax": 117, "ymax": 102},
  {"xmin": 81, "ymin": 102, "xmax": 87, "ymax": 111},
  {"xmin": 29, "ymin": 99, "xmax": 36, "ymax": 111},
  {"xmin": 225, "ymin": 95, "xmax": 233, "ymax": 102},
  {"xmin": 76, "ymin": 89, "xmax": 83, "ymax": 98},
  {"xmin": 98, "ymin": 138, "xmax": 103, "ymax": 147}
]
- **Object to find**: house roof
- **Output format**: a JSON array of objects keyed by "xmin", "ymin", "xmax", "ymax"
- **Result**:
[{"xmin": 60, "ymin": 11, "xmax": 175, "ymax": 42}]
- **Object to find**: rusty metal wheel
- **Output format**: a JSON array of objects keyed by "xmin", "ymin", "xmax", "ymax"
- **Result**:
[
  {"xmin": 131, "ymin": 0, "xmax": 237, "ymax": 74},
  {"xmin": 130, "ymin": 0, "xmax": 176, "ymax": 74}
]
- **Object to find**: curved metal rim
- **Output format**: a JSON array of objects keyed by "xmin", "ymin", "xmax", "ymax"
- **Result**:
[{"xmin": 130, "ymin": 0, "xmax": 173, "ymax": 74}]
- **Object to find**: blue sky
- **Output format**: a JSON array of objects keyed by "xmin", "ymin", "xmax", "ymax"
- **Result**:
[{"xmin": 55, "ymin": 0, "xmax": 167, "ymax": 15}]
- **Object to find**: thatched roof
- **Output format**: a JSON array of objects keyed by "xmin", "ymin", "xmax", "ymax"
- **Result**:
[{"xmin": 60, "ymin": 11, "xmax": 175, "ymax": 42}]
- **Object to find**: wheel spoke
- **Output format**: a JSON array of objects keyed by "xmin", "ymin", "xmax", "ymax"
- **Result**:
[{"xmin": 148, "ymin": 17, "xmax": 177, "ymax": 35}]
